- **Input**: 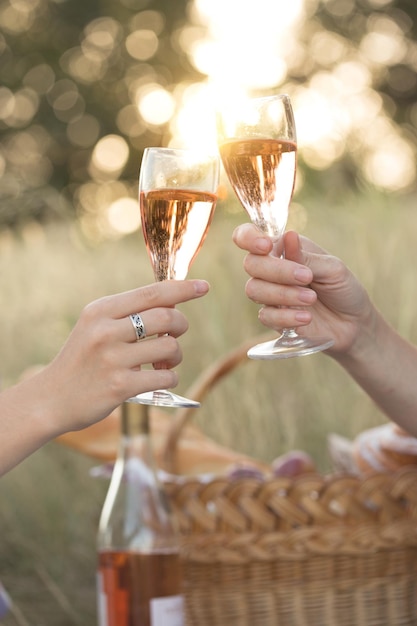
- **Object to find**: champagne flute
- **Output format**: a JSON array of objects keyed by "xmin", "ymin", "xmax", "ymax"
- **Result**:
[
  {"xmin": 128, "ymin": 147, "xmax": 219, "ymax": 407},
  {"xmin": 217, "ymin": 93, "xmax": 334, "ymax": 359}
]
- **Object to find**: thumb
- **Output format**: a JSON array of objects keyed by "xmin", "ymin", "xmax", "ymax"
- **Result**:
[
  {"xmin": 285, "ymin": 230, "xmax": 329, "ymax": 262},
  {"xmin": 284, "ymin": 231, "xmax": 334, "ymax": 284},
  {"xmin": 283, "ymin": 230, "xmax": 304, "ymax": 263}
]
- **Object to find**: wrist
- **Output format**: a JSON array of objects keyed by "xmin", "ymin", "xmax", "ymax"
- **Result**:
[
  {"xmin": 0, "ymin": 371, "xmax": 62, "ymax": 475},
  {"xmin": 332, "ymin": 303, "xmax": 383, "ymax": 372},
  {"xmin": 16, "ymin": 367, "xmax": 65, "ymax": 440},
  {"xmin": 331, "ymin": 302, "xmax": 408, "ymax": 418}
]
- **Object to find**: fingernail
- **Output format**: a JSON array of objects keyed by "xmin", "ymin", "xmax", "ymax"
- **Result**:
[
  {"xmin": 194, "ymin": 280, "xmax": 210, "ymax": 294},
  {"xmin": 255, "ymin": 238, "xmax": 271, "ymax": 253},
  {"xmin": 294, "ymin": 267, "xmax": 312, "ymax": 283},
  {"xmin": 295, "ymin": 311, "xmax": 311, "ymax": 322},
  {"xmin": 298, "ymin": 289, "xmax": 316, "ymax": 304}
]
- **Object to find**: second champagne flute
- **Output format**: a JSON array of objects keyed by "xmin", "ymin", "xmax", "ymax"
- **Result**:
[
  {"xmin": 129, "ymin": 147, "xmax": 219, "ymax": 408},
  {"xmin": 218, "ymin": 93, "xmax": 334, "ymax": 359}
]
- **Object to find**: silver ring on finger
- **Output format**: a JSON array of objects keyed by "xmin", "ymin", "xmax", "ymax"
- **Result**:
[{"xmin": 129, "ymin": 313, "xmax": 147, "ymax": 341}]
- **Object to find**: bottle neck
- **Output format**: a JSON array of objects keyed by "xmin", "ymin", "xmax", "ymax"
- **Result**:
[
  {"xmin": 121, "ymin": 401, "xmax": 150, "ymax": 437},
  {"xmin": 119, "ymin": 402, "xmax": 154, "ymax": 467},
  {"xmin": 98, "ymin": 402, "xmax": 177, "ymax": 552}
]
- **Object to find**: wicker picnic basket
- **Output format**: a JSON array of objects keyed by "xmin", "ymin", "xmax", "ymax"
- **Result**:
[{"xmin": 158, "ymin": 336, "xmax": 417, "ymax": 626}]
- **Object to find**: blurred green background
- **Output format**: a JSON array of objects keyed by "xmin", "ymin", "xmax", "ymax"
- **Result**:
[{"xmin": 1, "ymin": 0, "xmax": 417, "ymax": 623}]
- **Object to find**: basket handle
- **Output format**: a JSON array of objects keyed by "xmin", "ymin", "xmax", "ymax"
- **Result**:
[{"xmin": 159, "ymin": 333, "xmax": 274, "ymax": 472}]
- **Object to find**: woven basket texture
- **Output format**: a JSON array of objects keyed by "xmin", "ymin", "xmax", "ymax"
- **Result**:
[
  {"xmin": 165, "ymin": 469, "xmax": 417, "ymax": 625},
  {"xmin": 160, "ymin": 338, "xmax": 417, "ymax": 625}
]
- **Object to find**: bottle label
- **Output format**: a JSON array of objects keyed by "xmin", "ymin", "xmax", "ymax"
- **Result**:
[{"xmin": 150, "ymin": 595, "xmax": 184, "ymax": 626}]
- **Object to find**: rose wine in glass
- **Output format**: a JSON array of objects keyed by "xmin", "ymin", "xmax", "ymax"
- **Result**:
[
  {"xmin": 218, "ymin": 94, "xmax": 334, "ymax": 358},
  {"xmin": 128, "ymin": 147, "xmax": 219, "ymax": 407}
]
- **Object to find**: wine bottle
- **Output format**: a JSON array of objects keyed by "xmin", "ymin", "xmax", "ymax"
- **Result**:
[{"xmin": 96, "ymin": 402, "xmax": 184, "ymax": 626}]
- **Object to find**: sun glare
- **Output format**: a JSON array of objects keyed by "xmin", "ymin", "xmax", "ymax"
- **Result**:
[
  {"xmin": 164, "ymin": 0, "xmax": 416, "ymax": 193},
  {"xmin": 170, "ymin": 0, "xmax": 304, "ymax": 152}
]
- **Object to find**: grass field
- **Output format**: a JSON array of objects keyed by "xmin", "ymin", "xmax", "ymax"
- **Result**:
[{"xmin": 1, "ymin": 189, "xmax": 417, "ymax": 624}]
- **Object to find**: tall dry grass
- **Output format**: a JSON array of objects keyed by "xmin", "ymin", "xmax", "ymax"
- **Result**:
[{"xmin": 1, "ymin": 190, "xmax": 417, "ymax": 624}]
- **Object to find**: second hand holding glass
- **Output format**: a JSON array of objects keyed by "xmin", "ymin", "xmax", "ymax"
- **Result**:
[
  {"xmin": 128, "ymin": 147, "xmax": 219, "ymax": 408},
  {"xmin": 217, "ymin": 93, "xmax": 334, "ymax": 359}
]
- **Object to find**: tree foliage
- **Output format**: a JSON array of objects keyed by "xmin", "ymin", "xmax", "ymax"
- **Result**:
[{"xmin": 0, "ymin": 0, "xmax": 416, "ymax": 234}]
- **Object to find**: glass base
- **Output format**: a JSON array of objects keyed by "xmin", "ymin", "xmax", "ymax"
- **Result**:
[
  {"xmin": 247, "ymin": 334, "xmax": 334, "ymax": 360},
  {"xmin": 127, "ymin": 389, "xmax": 200, "ymax": 408}
]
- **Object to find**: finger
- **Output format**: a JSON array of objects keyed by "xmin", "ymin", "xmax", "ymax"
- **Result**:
[
  {"xmin": 126, "ymin": 368, "xmax": 179, "ymax": 395},
  {"xmin": 87, "ymin": 279, "xmax": 209, "ymax": 320},
  {"xmin": 122, "ymin": 335, "xmax": 183, "ymax": 370},
  {"xmin": 283, "ymin": 231, "xmax": 303, "ymax": 262},
  {"xmin": 285, "ymin": 230, "xmax": 329, "ymax": 257},
  {"xmin": 145, "ymin": 335, "xmax": 184, "ymax": 370},
  {"xmin": 289, "ymin": 233, "xmax": 344, "ymax": 285},
  {"xmin": 76, "ymin": 302, "xmax": 189, "ymax": 347},
  {"xmin": 246, "ymin": 277, "xmax": 317, "ymax": 307},
  {"xmin": 232, "ymin": 223, "xmax": 273, "ymax": 254},
  {"xmin": 125, "ymin": 308, "xmax": 189, "ymax": 343},
  {"xmin": 258, "ymin": 305, "xmax": 313, "ymax": 330},
  {"xmin": 244, "ymin": 253, "xmax": 313, "ymax": 287}
]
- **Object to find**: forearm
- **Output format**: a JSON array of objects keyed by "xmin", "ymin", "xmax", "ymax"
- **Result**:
[
  {"xmin": 0, "ymin": 375, "xmax": 59, "ymax": 476},
  {"xmin": 332, "ymin": 309, "xmax": 417, "ymax": 436}
]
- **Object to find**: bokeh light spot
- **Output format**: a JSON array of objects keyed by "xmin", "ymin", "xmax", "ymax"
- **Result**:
[
  {"xmin": 23, "ymin": 64, "xmax": 55, "ymax": 95},
  {"xmin": 126, "ymin": 29, "xmax": 159, "ymax": 60},
  {"xmin": 0, "ymin": 0, "xmax": 36, "ymax": 34},
  {"xmin": 91, "ymin": 135, "xmax": 130, "ymax": 177},
  {"xmin": 106, "ymin": 197, "xmax": 141, "ymax": 235},
  {"xmin": 0, "ymin": 87, "xmax": 15, "ymax": 121},
  {"xmin": 361, "ymin": 17, "xmax": 407, "ymax": 65},
  {"xmin": 364, "ymin": 135, "xmax": 415, "ymax": 191},
  {"xmin": 116, "ymin": 105, "xmax": 146, "ymax": 138},
  {"xmin": 137, "ymin": 85, "xmax": 175, "ymax": 125}
]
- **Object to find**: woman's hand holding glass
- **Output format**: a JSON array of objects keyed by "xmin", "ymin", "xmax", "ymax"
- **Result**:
[
  {"xmin": 131, "ymin": 147, "xmax": 219, "ymax": 408},
  {"xmin": 233, "ymin": 223, "xmax": 417, "ymax": 439},
  {"xmin": 217, "ymin": 93, "xmax": 333, "ymax": 358},
  {"xmin": 232, "ymin": 224, "xmax": 372, "ymax": 356},
  {"xmin": 0, "ymin": 279, "xmax": 209, "ymax": 476}
]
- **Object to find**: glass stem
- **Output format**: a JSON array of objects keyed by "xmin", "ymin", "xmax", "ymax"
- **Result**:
[{"xmin": 281, "ymin": 328, "xmax": 299, "ymax": 339}]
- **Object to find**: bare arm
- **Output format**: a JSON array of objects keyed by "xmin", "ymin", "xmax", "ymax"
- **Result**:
[
  {"xmin": 0, "ymin": 279, "xmax": 209, "ymax": 476},
  {"xmin": 332, "ymin": 305, "xmax": 417, "ymax": 435}
]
